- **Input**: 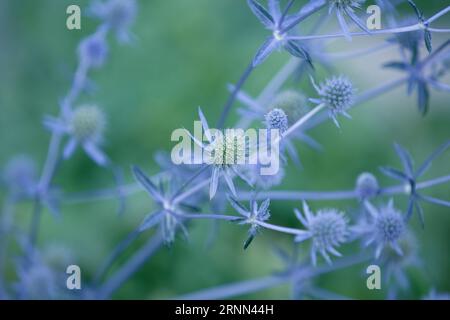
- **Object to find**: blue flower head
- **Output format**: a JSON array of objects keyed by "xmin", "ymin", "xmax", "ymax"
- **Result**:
[
  {"xmin": 294, "ymin": 202, "xmax": 349, "ymax": 265},
  {"xmin": 360, "ymin": 200, "xmax": 406, "ymax": 259},
  {"xmin": 187, "ymin": 108, "xmax": 252, "ymax": 199},
  {"xmin": 265, "ymin": 108, "xmax": 288, "ymax": 133},
  {"xmin": 310, "ymin": 75, "xmax": 354, "ymax": 128},
  {"xmin": 90, "ymin": 0, "xmax": 138, "ymax": 43},
  {"xmin": 78, "ymin": 29, "xmax": 109, "ymax": 68},
  {"xmin": 355, "ymin": 172, "xmax": 379, "ymax": 200}
]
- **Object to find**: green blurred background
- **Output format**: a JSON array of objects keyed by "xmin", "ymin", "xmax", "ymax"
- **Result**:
[{"xmin": 0, "ymin": 0, "xmax": 449, "ymax": 299}]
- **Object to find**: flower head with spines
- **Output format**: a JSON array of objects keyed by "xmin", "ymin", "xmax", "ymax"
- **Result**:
[
  {"xmin": 380, "ymin": 141, "xmax": 450, "ymax": 227},
  {"xmin": 294, "ymin": 201, "xmax": 349, "ymax": 265},
  {"xmin": 357, "ymin": 200, "xmax": 406, "ymax": 259},
  {"xmin": 265, "ymin": 108, "xmax": 288, "ymax": 133},
  {"xmin": 186, "ymin": 107, "xmax": 252, "ymax": 199},
  {"xmin": 310, "ymin": 75, "xmax": 355, "ymax": 128},
  {"xmin": 44, "ymin": 104, "xmax": 109, "ymax": 167},
  {"xmin": 228, "ymin": 196, "xmax": 271, "ymax": 249}
]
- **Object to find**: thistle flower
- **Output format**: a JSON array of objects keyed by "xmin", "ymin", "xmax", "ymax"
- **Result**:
[
  {"xmin": 355, "ymin": 172, "xmax": 379, "ymax": 200},
  {"xmin": 380, "ymin": 141, "xmax": 450, "ymax": 226},
  {"xmin": 132, "ymin": 166, "xmax": 197, "ymax": 244},
  {"xmin": 294, "ymin": 201, "xmax": 349, "ymax": 265},
  {"xmin": 44, "ymin": 104, "xmax": 109, "ymax": 166},
  {"xmin": 78, "ymin": 29, "xmax": 109, "ymax": 68},
  {"xmin": 310, "ymin": 75, "xmax": 354, "ymax": 128},
  {"xmin": 187, "ymin": 107, "xmax": 252, "ymax": 199},
  {"xmin": 2, "ymin": 155, "xmax": 37, "ymax": 197},
  {"xmin": 327, "ymin": 0, "xmax": 370, "ymax": 40},
  {"xmin": 247, "ymin": 0, "xmax": 313, "ymax": 67},
  {"xmin": 228, "ymin": 196, "xmax": 271, "ymax": 249},
  {"xmin": 89, "ymin": 0, "xmax": 137, "ymax": 43},
  {"xmin": 357, "ymin": 200, "xmax": 406, "ymax": 259}
]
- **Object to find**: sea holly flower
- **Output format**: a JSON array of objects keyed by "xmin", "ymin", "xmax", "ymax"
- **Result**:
[
  {"xmin": 294, "ymin": 201, "xmax": 349, "ymax": 265},
  {"xmin": 247, "ymin": 0, "xmax": 313, "ymax": 67},
  {"xmin": 228, "ymin": 196, "xmax": 271, "ymax": 249},
  {"xmin": 310, "ymin": 75, "xmax": 355, "ymax": 128},
  {"xmin": 132, "ymin": 166, "xmax": 198, "ymax": 244},
  {"xmin": 186, "ymin": 108, "xmax": 252, "ymax": 199},
  {"xmin": 357, "ymin": 200, "xmax": 406, "ymax": 260},
  {"xmin": 89, "ymin": 0, "xmax": 138, "ymax": 44},
  {"xmin": 327, "ymin": 0, "xmax": 370, "ymax": 41},
  {"xmin": 44, "ymin": 104, "xmax": 109, "ymax": 166}
]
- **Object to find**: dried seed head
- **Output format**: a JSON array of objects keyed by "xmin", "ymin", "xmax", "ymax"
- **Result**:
[
  {"xmin": 69, "ymin": 105, "xmax": 105, "ymax": 142},
  {"xmin": 356, "ymin": 172, "xmax": 379, "ymax": 199},
  {"xmin": 265, "ymin": 108, "xmax": 288, "ymax": 133},
  {"xmin": 320, "ymin": 76, "xmax": 354, "ymax": 112}
]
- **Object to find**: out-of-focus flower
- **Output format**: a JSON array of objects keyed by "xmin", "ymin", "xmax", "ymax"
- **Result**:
[
  {"xmin": 355, "ymin": 200, "xmax": 406, "ymax": 259},
  {"xmin": 355, "ymin": 172, "xmax": 379, "ymax": 200},
  {"xmin": 89, "ymin": 0, "xmax": 138, "ymax": 43},
  {"xmin": 2, "ymin": 155, "xmax": 37, "ymax": 197},
  {"xmin": 44, "ymin": 104, "xmax": 109, "ymax": 166},
  {"xmin": 78, "ymin": 29, "xmax": 109, "ymax": 68},
  {"xmin": 294, "ymin": 201, "xmax": 349, "ymax": 265}
]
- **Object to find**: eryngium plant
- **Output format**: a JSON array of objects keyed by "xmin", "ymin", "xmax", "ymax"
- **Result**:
[{"xmin": 0, "ymin": 0, "xmax": 450, "ymax": 300}]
